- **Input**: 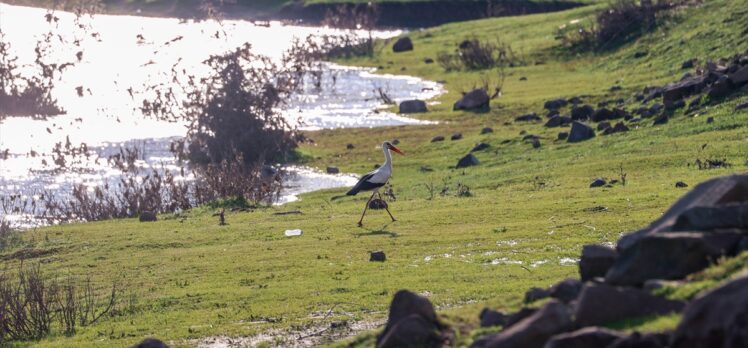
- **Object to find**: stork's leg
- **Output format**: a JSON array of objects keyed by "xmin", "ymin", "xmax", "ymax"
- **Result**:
[
  {"xmin": 378, "ymin": 192, "xmax": 397, "ymax": 222},
  {"xmin": 358, "ymin": 191, "xmax": 377, "ymax": 227}
]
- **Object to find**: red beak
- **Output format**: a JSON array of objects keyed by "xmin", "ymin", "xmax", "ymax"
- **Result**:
[{"xmin": 389, "ymin": 145, "xmax": 405, "ymax": 155}]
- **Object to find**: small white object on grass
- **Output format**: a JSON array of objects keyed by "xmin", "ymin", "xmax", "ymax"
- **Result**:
[{"xmin": 284, "ymin": 229, "xmax": 303, "ymax": 237}]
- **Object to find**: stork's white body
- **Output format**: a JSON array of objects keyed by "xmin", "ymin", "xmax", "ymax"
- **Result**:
[{"xmin": 347, "ymin": 141, "xmax": 403, "ymax": 226}]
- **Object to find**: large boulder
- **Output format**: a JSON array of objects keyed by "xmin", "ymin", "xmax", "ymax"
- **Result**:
[
  {"xmin": 548, "ymin": 279, "xmax": 583, "ymax": 304},
  {"xmin": 392, "ymin": 37, "xmax": 413, "ymax": 53},
  {"xmin": 480, "ymin": 308, "xmax": 506, "ymax": 328},
  {"xmin": 471, "ymin": 300, "xmax": 573, "ymax": 348},
  {"xmin": 707, "ymin": 75, "xmax": 734, "ymax": 99},
  {"xmin": 504, "ymin": 307, "xmax": 538, "ymax": 328},
  {"xmin": 544, "ymin": 116, "xmax": 571, "ymax": 128},
  {"xmin": 663, "ymin": 75, "xmax": 707, "ymax": 103},
  {"xmin": 671, "ymin": 202, "xmax": 748, "ymax": 231},
  {"xmin": 592, "ymin": 108, "xmax": 614, "ymax": 122},
  {"xmin": 377, "ymin": 290, "xmax": 444, "ymax": 348},
  {"xmin": 728, "ymin": 65, "xmax": 748, "ymax": 85},
  {"xmin": 671, "ymin": 274, "xmax": 748, "ymax": 348},
  {"xmin": 457, "ymin": 154, "xmax": 480, "ymax": 168},
  {"xmin": 574, "ymin": 283, "xmax": 685, "ymax": 327},
  {"xmin": 605, "ymin": 231, "xmax": 743, "ymax": 286},
  {"xmin": 399, "ymin": 99, "xmax": 428, "ymax": 113},
  {"xmin": 579, "ymin": 245, "xmax": 617, "ymax": 281},
  {"xmin": 454, "ymin": 89, "xmax": 490, "ymax": 111},
  {"xmin": 132, "ymin": 338, "xmax": 169, "ymax": 348},
  {"xmin": 571, "ymin": 105, "xmax": 595, "ymax": 120},
  {"xmin": 567, "ymin": 122, "xmax": 595, "ymax": 143},
  {"xmin": 544, "ymin": 98, "xmax": 568, "ymax": 110},
  {"xmin": 544, "ymin": 327, "xmax": 626, "ymax": 348},
  {"xmin": 525, "ymin": 287, "xmax": 551, "ymax": 303}
]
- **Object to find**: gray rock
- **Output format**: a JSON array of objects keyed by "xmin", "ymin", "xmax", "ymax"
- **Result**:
[
  {"xmin": 735, "ymin": 101, "xmax": 748, "ymax": 111},
  {"xmin": 525, "ymin": 287, "xmax": 551, "ymax": 303},
  {"xmin": 481, "ymin": 127, "xmax": 494, "ymax": 134},
  {"xmin": 139, "ymin": 211, "xmax": 157, "ymax": 222},
  {"xmin": 549, "ymin": 279, "xmax": 583, "ymax": 304},
  {"xmin": 597, "ymin": 121, "xmax": 611, "ymax": 131},
  {"xmin": 454, "ymin": 89, "xmax": 490, "ymax": 111},
  {"xmin": 370, "ymin": 251, "xmax": 386, "ymax": 262},
  {"xmin": 557, "ymin": 132, "xmax": 568, "ymax": 141},
  {"xmin": 532, "ymin": 139, "xmax": 541, "ymax": 149},
  {"xmin": 653, "ymin": 114, "xmax": 668, "ymax": 125},
  {"xmin": 544, "ymin": 327, "xmax": 626, "ymax": 348},
  {"xmin": 377, "ymin": 313, "xmax": 442, "ymax": 348},
  {"xmin": 544, "ymin": 98, "xmax": 568, "ymax": 110},
  {"xmin": 567, "ymin": 122, "xmax": 595, "ymax": 143},
  {"xmin": 544, "ymin": 116, "xmax": 571, "ymax": 128},
  {"xmin": 573, "ymin": 283, "xmax": 685, "ymax": 327},
  {"xmin": 707, "ymin": 75, "xmax": 734, "ymax": 99},
  {"xmin": 681, "ymin": 58, "xmax": 697, "ymax": 69},
  {"xmin": 663, "ymin": 75, "xmax": 707, "ymax": 103},
  {"xmin": 590, "ymin": 178, "xmax": 607, "ymax": 188},
  {"xmin": 392, "ymin": 37, "xmax": 413, "ymax": 53},
  {"xmin": 707, "ymin": 116, "xmax": 714, "ymax": 123},
  {"xmin": 515, "ymin": 113, "xmax": 542, "ymax": 122},
  {"xmin": 480, "ymin": 308, "xmax": 506, "ymax": 328},
  {"xmin": 672, "ymin": 202, "xmax": 748, "ymax": 231},
  {"xmin": 346, "ymin": 143, "xmax": 355, "ymax": 150},
  {"xmin": 457, "ymin": 154, "xmax": 480, "ymax": 168},
  {"xmin": 326, "ymin": 166, "xmax": 340, "ymax": 174},
  {"xmin": 451, "ymin": 133, "xmax": 463, "ymax": 141},
  {"xmin": 504, "ymin": 307, "xmax": 538, "ymax": 328},
  {"xmin": 132, "ymin": 338, "xmax": 169, "ymax": 348},
  {"xmin": 571, "ymin": 105, "xmax": 595, "ymax": 120},
  {"xmin": 675, "ymin": 181, "xmax": 688, "ymax": 188},
  {"xmin": 399, "ymin": 99, "xmax": 428, "ymax": 113},
  {"xmin": 471, "ymin": 142, "xmax": 490, "ymax": 152},
  {"xmin": 471, "ymin": 301, "xmax": 573, "ymax": 348},
  {"xmin": 608, "ymin": 332, "xmax": 669, "ymax": 348},
  {"xmin": 592, "ymin": 108, "xmax": 614, "ymax": 122},
  {"xmin": 579, "ymin": 245, "xmax": 617, "ymax": 281},
  {"xmin": 728, "ymin": 65, "xmax": 748, "ymax": 85},
  {"xmin": 431, "ymin": 135, "xmax": 445, "ymax": 142}
]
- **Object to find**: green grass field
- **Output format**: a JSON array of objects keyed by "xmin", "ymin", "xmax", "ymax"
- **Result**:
[{"xmin": 2, "ymin": 0, "xmax": 748, "ymax": 346}]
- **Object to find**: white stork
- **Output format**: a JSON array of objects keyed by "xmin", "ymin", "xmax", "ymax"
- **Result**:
[{"xmin": 347, "ymin": 141, "xmax": 404, "ymax": 227}]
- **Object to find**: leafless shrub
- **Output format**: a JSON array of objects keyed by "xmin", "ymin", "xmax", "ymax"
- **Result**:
[
  {"xmin": 438, "ymin": 37, "xmax": 523, "ymax": 71},
  {"xmin": 0, "ymin": 220, "xmax": 20, "ymax": 251}
]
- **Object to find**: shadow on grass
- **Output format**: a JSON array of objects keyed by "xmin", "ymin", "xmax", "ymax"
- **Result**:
[{"xmin": 355, "ymin": 223, "xmax": 399, "ymax": 238}]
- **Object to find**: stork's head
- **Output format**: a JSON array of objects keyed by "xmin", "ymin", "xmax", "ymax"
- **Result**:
[{"xmin": 383, "ymin": 141, "xmax": 404, "ymax": 155}]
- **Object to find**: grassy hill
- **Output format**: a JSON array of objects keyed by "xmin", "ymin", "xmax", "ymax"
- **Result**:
[{"xmin": 2, "ymin": 0, "xmax": 748, "ymax": 346}]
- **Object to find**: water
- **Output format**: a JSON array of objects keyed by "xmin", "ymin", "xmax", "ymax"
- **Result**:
[{"xmin": 0, "ymin": 4, "xmax": 443, "ymax": 225}]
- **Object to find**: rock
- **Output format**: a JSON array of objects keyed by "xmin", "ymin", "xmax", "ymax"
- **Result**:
[
  {"xmin": 139, "ymin": 211, "xmax": 157, "ymax": 222},
  {"xmin": 326, "ymin": 166, "xmax": 340, "ymax": 174},
  {"xmin": 370, "ymin": 251, "xmax": 386, "ymax": 262},
  {"xmin": 609, "ymin": 85, "xmax": 622, "ymax": 92},
  {"xmin": 515, "ymin": 113, "xmax": 542, "ymax": 122},
  {"xmin": 431, "ymin": 135, "xmax": 445, "ymax": 142},
  {"xmin": 481, "ymin": 127, "xmax": 494, "ymax": 134},
  {"xmin": 391, "ymin": 139, "xmax": 400, "ymax": 145},
  {"xmin": 480, "ymin": 308, "xmax": 506, "ymax": 327},
  {"xmin": 567, "ymin": 122, "xmax": 595, "ymax": 143},
  {"xmin": 544, "ymin": 327, "xmax": 626, "ymax": 348},
  {"xmin": 454, "ymin": 89, "xmax": 490, "ymax": 111},
  {"xmin": 346, "ymin": 143, "xmax": 355, "ymax": 150},
  {"xmin": 522, "ymin": 134, "xmax": 539, "ymax": 141},
  {"xmin": 544, "ymin": 116, "xmax": 571, "ymax": 128},
  {"xmin": 666, "ymin": 99, "xmax": 686, "ymax": 110},
  {"xmin": 378, "ymin": 290, "xmax": 443, "ymax": 348},
  {"xmin": 451, "ymin": 133, "xmax": 463, "ymax": 140},
  {"xmin": 567, "ymin": 96, "xmax": 583, "ymax": 105},
  {"xmin": 574, "ymin": 283, "xmax": 685, "ymax": 327},
  {"xmin": 590, "ymin": 178, "xmax": 607, "ymax": 188},
  {"xmin": 369, "ymin": 198, "xmax": 388, "ymax": 210},
  {"xmin": 672, "ymin": 202, "xmax": 748, "ymax": 231},
  {"xmin": 546, "ymin": 109, "xmax": 560, "ymax": 118},
  {"xmin": 653, "ymin": 114, "xmax": 668, "ymax": 125},
  {"xmin": 525, "ymin": 287, "xmax": 550, "ymax": 303},
  {"xmin": 707, "ymin": 75, "xmax": 734, "ymax": 99},
  {"xmin": 663, "ymin": 75, "xmax": 707, "ymax": 103},
  {"xmin": 735, "ymin": 101, "xmax": 748, "ymax": 111},
  {"xmin": 549, "ymin": 279, "xmax": 583, "ymax": 304},
  {"xmin": 557, "ymin": 132, "xmax": 568, "ymax": 140},
  {"xmin": 519, "ymin": 76, "xmax": 527, "ymax": 81},
  {"xmin": 608, "ymin": 332, "xmax": 669, "ymax": 348},
  {"xmin": 532, "ymin": 139, "xmax": 541, "ymax": 149},
  {"xmin": 504, "ymin": 307, "xmax": 538, "ymax": 328},
  {"xmin": 544, "ymin": 98, "xmax": 568, "ymax": 110},
  {"xmin": 728, "ymin": 65, "xmax": 748, "ymax": 85},
  {"xmin": 605, "ymin": 122, "xmax": 630, "ymax": 135},
  {"xmin": 681, "ymin": 58, "xmax": 697, "ymax": 69},
  {"xmin": 706, "ymin": 116, "xmax": 714, "ymax": 123},
  {"xmin": 642, "ymin": 279, "xmax": 682, "ymax": 292},
  {"xmin": 392, "ymin": 37, "xmax": 413, "ymax": 53},
  {"xmin": 132, "ymin": 338, "xmax": 169, "ymax": 348},
  {"xmin": 633, "ymin": 51, "xmax": 648, "ymax": 58},
  {"xmin": 470, "ymin": 300, "xmax": 573, "ymax": 348},
  {"xmin": 457, "ymin": 154, "xmax": 480, "ymax": 168},
  {"xmin": 571, "ymin": 105, "xmax": 595, "ymax": 120},
  {"xmin": 675, "ymin": 181, "xmax": 688, "ymax": 188},
  {"xmin": 424, "ymin": 57, "xmax": 434, "ymax": 64},
  {"xmin": 471, "ymin": 142, "xmax": 490, "ymax": 152},
  {"xmin": 399, "ymin": 99, "xmax": 428, "ymax": 113},
  {"xmin": 597, "ymin": 121, "xmax": 611, "ymax": 131},
  {"xmin": 605, "ymin": 231, "xmax": 744, "ymax": 286},
  {"xmin": 579, "ymin": 245, "xmax": 617, "ymax": 281}
]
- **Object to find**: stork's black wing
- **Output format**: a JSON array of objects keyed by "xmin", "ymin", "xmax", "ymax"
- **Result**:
[{"xmin": 346, "ymin": 172, "xmax": 383, "ymax": 195}]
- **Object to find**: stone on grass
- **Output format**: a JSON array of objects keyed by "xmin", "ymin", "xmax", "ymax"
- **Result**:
[
  {"xmin": 457, "ymin": 154, "xmax": 480, "ymax": 168},
  {"xmin": 370, "ymin": 251, "xmax": 386, "ymax": 262},
  {"xmin": 672, "ymin": 203, "xmax": 748, "ymax": 231},
  {"xmin": 663, "ymin": 75, "xmax": 707, "ymax": 103},
  {"xmin": 470, "ymin": 300, "xmax": 573, "ymax": 348},
  {"xmin": 451, "ymin": 133, "xmax": 463, "ymax": 141},
  {"xmin": 557, "ymin": 132, "xmax": 568, "ymax": 140},
  {"xmin": 454, "ymin": 89, "xmax": 490, "ymax": 111},
  {"xmin": 392, "ymin": 37, "xmax": 413, "ymax": 52},
  {"xmin": 675, "ymin": 181, "xmax": 688, "ymax": 188},
  {"xmin": 515, "ymin": 113, "xmax": 541, "ymax": 122},
  {"xmin": 471, "ymin": 142, "xmax": 490, "ymax": 152},
  {"xmin": 532, "ymin": 139, "xmax": 541, "ymax": 149},
  {"xmin": 481, "ymin": 127, "xmax": 494, "ymax": 134},
  {"xmin": 132, "ymin": 338, "xmax": 169, "ymax": 348},
  {"xmin": 139, "ymin": 211, "xmax": 157, "ymax": 222},
  {"xmin": 579, "ymin": 244, "xmax": 617, "ymax": 281},
  {"xmin": 431, "ymin": 135, "xmax": 445, "ymax": 142},
  {"xmin": 377, "ymin": 290, "xmax": 444, "ymax": 348},
  {"xmin": 544, "ymin": 98, "xmax": 568, "ymax": 110},
  {"xmin": 590, "ymin": 178, "xmax": 607, "ymax": 188},
  {"xmin": 503, "ymin": 307, "xmax": 538, "ymax": 329},
  {"xmin": 549, "ymin": 279, "xmax": 583, "ymax": 304},
  {"xmin": 608, "ymin": 332, "xmax": 670, "ymax": 348},
  {"xmin": 545, "ymin": 116, "xmax": 571, "ymax": 128},
  {"xmin": 571, "ymin": 105, "xmax": 595, "ymax": 120},
  {"xmin": 399, "ymin": 99, "xmax": 427, "ymax": 113},
  {"xmin": 735, "ymin": 101, "xmax": 748, "ymax": 111},
  {"xmin": 544, "ymin": 327, "xmax": 626, "ymax": 348},
  {"xmin": 597, "ymin": 121, "xmax": 611, "ymax": 131},
  {"xmin": 574, "ymin": 283, "xmax": 685, "ymax": 327},
  {"xmin": 326, "ymin": 166, "xmax": 340, "ymax": 174},
  {"xmin": 369, "ymin": 198, "xmax": 388, "ymax": 210},
  {"xmin": 346, "ymin": 143, "xmax": 355, "ymax": 150},
  {"xmin": 706, "ymin": 116, "xmax": 714, "ymax": 123},
  {"xmin": 707, "ymin": 75, "xmax": 734, "ymax": 99},
  {"xmin": 480, "ymin": 308, "xmax": 506, "ymax": 328},
  {"xmin": 567, "ymin": 122, "xmax": 595, "ymax": 143},
  {"xmin": 524, "ymin": 287, "xmax": 550, "ymax": 303},
  {"xmin": 653, "ymin": 114, "xmax": 668, "ymax": 125},
  {"xmin": 728, "ymin": 65, "xmax": 748, "ymax": 85}
]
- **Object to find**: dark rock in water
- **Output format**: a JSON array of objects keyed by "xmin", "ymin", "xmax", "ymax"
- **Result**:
[
  {"xmin": 574, "ymin": 283, "xmax": 685, "ymax": 327},
  {"xmin": 431, "ymin": 135, "xmax": 445, "ymax": 142},
  {"xmin": 525, "ymin": 287, "xmax": 550, "ymax": 303},
  {"xmin": 515, "ymin": 112, "xmax": 541, "ymax": 122},
  {"xmin": 424, "ymin": 57, "xmax": 434, "ymax": 64},
  {"xmin": 557, "ymin": 132, "xmax": 568, "ymax": 140},
  {"xmin": 139, "ymin": 211, "xmax": 157, "ymax": 222},
  {"xmin": 545, "ymin": 115, "xmax": 571, "ymax": 128},
  {"xmin": 735, "ymin": 101, "xmax": 748, "ymax": 111},
  {"xmin": 706, "ymin": 116, "xmax": 714, "ymax": 123},
  {"xmin": 590, "ymin": 178, "xmax": 607, "ymax": 188},
  {"xmin": 369, "ymin": 198, "xmax": 388, "ymax": 210},
  {"xmin": 707, "ymin": 75, "xmax": 734, "ymax": 99},
  {"xmin": 605, "ymin": 231, "xmax": 743, "ymax": 286},
  {"xmin": 479, "ymin": 308, "xmax": 505, "ymax": 328},
  {"xmin": 470, "ymin": 300, "xmax": 573, "ymax": 348},
  {"xmin": 544, "ymin": 327, "xmax": 626, "ymax": 348},
  {"xmin": 675, "ymin": 181, "xmax": 688, "ymax": 188},
  {"xmin": 399, "ymin": 99, "xmax": 428, "ymax": 113},
  {"xmin": 579, "ymin": 244, "xmax": 617, "ymax": 281},
  {"xmin": 370, "ymin": 251, "xmax": 386, "ymax": 262},
  {"xmin": 549, "ymin": 279, "xmax": 583, "ymax": 304},
  {"xmin": 504, "ymin": 307, "xmax": 538, "ymax": 329},
  {"xmin": 392, "ymin": 37, "xmax": 413, "ymax": 52},
  {"xmin": 481, "ymin": 127, "xmax": 494, "ymax": 134},
  {"xmin": 132, "ymin": 338, "xmax": 169, "ymax": 348},
  {"xmin": 346, "ymin": 143, "xmax": 355, "ymax": 150},
  {"xmin": 672, "ymin": 273, "xmax": 748, "ymax": 348},
  {"xmin": 567, "ymin": 122, "xmax": 595, "ymax": 143},
  {"xmin": 457, "ymin": 154, "xmax": 480, "ymax": 168},
  {"xmin": 326, "ymin": 166, "xmax": 340, "ymax": 174},
  {"xmin": 454, "ymin": 89, "xmax": 490, "ymax": 111},
  {"xmin": 451, "ymin": 133, "xmax": 463, "ymax": 141},
  {"xmin": 571, "ymin": 105, "xmax": 595, "ymax": 120},
  {"xmin": 681, "ymin": 58, "xmax": 697, "ymax": 69},
  {"xmin": 663, "ymin": 75, "xmax": 707, "ymax": 103},
  {"xmin": 728, "ymin": 65, "xmax": 748, "ymax": 85},
  {"xmin": 532, "ymin": 139, "xmax": 541, "ymax": 149},
  {"xmin": 608, "ymin": 332, "xmax": 670, "ymax": 348},
  {"xmin": 471, "ymin": 142, "xmax": 490, "ymax": 152},
  {"xmin": 544, "ymin": 98, "xmax": 568, "ymax": 110},
  {"xmin": 597, "ymin": 121, "xmax": 611, "ymax": 131},
  {"xmin": 653, "ymin": 114, "xmax": 668, "ymax": 125},
  {"xmin": 377, "ymin": 290, "xmax": 443, "ymax": 348}
]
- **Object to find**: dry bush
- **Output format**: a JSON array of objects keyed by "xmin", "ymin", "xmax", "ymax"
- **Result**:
[{"xmin": 437, "ymin": 37, "xmax": 523, "ymax": 71}]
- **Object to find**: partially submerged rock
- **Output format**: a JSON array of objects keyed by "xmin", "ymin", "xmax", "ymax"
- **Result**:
[{"xmin": 399, "ymin": 99, "xmax": 428, "ymax": 113}]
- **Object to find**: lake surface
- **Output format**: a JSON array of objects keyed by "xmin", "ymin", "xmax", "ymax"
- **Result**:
[{"xmin": 0, "ymin": 4, "xmax": 443, "ymax": 226}]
